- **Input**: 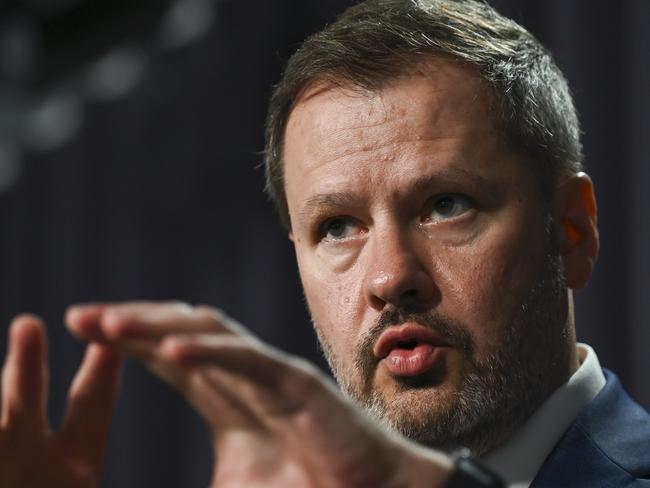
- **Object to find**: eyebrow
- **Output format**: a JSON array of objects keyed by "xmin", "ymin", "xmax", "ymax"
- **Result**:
[
  {"xmin": 298, "ymin": 192, "xmax": 362, "ymax": 224},
  {"xmin": 297, "ymin": 167, "xmax": 494, "ymax": 224},
  {"xmin": 408, "ymin": 168, "xmax": 490, "ymax": 195}
]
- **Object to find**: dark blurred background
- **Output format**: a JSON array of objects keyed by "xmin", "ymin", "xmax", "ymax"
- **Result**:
[{"xmin": 0, "ymin": 0, "xmax": 647, "ymax": 486}]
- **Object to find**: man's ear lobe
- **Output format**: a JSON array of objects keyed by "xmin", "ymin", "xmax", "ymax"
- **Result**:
[
  {"xmin": 288, "ymin": 232, "xmax": 295, "ymax": 243},
  {"xmin": 555, "ymin": 172, "xmax": 599, "ymax": 289}
]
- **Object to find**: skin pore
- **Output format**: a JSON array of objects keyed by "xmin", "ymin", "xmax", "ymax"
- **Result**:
[{"xmin": 282, "ymin": 58, "xmax": 580, "ymax": 455}]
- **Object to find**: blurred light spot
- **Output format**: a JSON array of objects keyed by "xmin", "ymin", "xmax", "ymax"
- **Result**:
[
  {"xmin": 22, "ymin": 94, "xmax": 82, "ymax": 151},
  {"xmin": 159, "ymin": 0, "xmax": 216, "ymax": 48},
  {"xmin": 84, "ymin": 47, "xmax": 147, "ymax": 101}
]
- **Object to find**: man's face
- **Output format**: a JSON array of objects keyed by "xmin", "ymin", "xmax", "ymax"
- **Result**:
[{"xmin": 283, "ymin": 59, "xmax": 574, "ymax": 454}]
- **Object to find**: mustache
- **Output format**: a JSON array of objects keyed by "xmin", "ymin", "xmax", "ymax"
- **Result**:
[{"xmin": 355, "ymin": 307, "xmax": 476, "ymax": 375}]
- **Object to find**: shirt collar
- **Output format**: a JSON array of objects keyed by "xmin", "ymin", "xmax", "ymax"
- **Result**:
[{"xmin": 481, "ymin": 343, "xmax": 606, "ymax": 488}]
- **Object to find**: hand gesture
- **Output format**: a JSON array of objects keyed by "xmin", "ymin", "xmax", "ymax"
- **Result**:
[
  {"xmin": 0, "ymin": 315, "xmax": 122, "ymax": 488},
  {"xmin": 66, "ymin": 302, "xmax": 453, "ymax": 488}
]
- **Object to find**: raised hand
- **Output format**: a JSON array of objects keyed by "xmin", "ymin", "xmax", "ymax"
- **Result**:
[
  {"xmin": 66, "ymin": 302, "xmax": 453, "ymax": 488},
  {"xmin": 0, "ymin": 315, "xmax": 122, "ymax": 488}
]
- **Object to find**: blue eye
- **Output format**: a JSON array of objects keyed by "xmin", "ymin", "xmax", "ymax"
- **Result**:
[
  {"xmin": 426, "ymin": 194, "xmax": 474, "ymax": 222},
  {"xmin": 319, "ymin": 217, "xmax": 359, "ymax": 240}
]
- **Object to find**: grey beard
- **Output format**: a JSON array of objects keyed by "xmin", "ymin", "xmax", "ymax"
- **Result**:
[{"xmin": 313, "ymin": 221, "xmax": 572, "ymax": 455}]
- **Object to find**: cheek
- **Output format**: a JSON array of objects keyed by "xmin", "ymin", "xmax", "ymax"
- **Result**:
[
  {"xmin": 296, "ymin": 251, "xmax": 365, "ymax": 356},
  {"xmin": 435, "ymin": 221, "xmax": 546, "ymax": 345}
]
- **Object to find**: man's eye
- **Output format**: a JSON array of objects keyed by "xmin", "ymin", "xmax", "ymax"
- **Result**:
[
  {"xmin": 426, "ymin": 194, "xmax": 474, "ymax": 222},
  {"xmin": 319, "ymin": 217, "xmax": 359, "ymax": 240}
]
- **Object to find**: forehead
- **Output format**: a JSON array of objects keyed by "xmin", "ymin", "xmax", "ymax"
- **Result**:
[
  {"xmin": 287, "ymin": 60, "xmax": 491, "ymax": 155},
  {"xmin": 282, "ymin": 58, "xmax": 519, "ymax": 221}
]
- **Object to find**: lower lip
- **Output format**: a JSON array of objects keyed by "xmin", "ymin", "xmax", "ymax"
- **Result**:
[{"xmin": 382, "ymin": 344, "xmax": 448, "ymax": 377}]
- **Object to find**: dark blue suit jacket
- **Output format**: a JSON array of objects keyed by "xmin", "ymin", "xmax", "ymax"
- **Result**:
[{"xmin": 531, "ymin": 370, "xmax": 650, "ymax": 487}]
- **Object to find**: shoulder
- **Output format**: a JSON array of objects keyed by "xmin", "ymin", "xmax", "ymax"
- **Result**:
[{"xmin": 532, "ymin": 370, "xmax": 650, "ymax": 487}]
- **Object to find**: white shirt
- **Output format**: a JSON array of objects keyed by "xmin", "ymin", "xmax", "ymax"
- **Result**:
[{"xmin": 482, "ymin": 343, "xmax": 607, "ymax": 488}]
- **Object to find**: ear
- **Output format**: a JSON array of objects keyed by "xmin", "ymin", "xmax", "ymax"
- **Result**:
[
  {"xmin": 554, "ymin": 172, "xmax": 599, "ymax": 289},
  {"xmin": 288, "ymin": 232, "xmax": 295, "ymax": 243}
]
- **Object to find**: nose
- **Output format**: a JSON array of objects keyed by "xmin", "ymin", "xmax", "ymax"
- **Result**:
[{"xmin": 363, "ymin": 228, "xmax": 438, "ymax": 311}]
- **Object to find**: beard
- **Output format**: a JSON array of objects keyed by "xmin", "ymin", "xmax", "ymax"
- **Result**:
[{"xmin": 312, "ymin": 217, "xmax": 573, "ymax": 455}]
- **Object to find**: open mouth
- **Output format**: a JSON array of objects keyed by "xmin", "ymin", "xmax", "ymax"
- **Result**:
[{"xmin": 373, "ymin": 323, "xmax": 451, "ymax": 377}]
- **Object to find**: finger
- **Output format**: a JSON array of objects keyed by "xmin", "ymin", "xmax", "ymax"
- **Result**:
[
  {"xmin": 159, "ymin": 334, "xmax": 276, "ymax": 374},
  {"xmin": 160, "ymin": 335, "xmax": 396, "ymax": 470},
  {"xmin": 159, "ymin": 334, "xmax": 319, "ymax": 416},
  {"xmin": 1, "ymin": 314, "xmax": 49, "ymax": 433},
  {"xmin": 153, "ymin": 336, "xmax": 273, "ymax": 431},
  {"xmin": 64, "ymin": 303, "xmax": 107, "ymax": 342},
  {"xmin": 101, "ymin": 303, "xmax": 226, "ymax": 340},
  {"xmin": 60, "ymin": 344, "xmax": 122, "ymax": 466},
  {"xmin": 67, "ymin": 302, "xmax": 232, "ymax": 343}
]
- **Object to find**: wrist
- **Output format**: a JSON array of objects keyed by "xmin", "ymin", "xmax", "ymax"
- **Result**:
[
  {"xmin": 390, "ymin": 439, "xmax": 454, "ymax": 488},
  {"xmin": 444, "ymin": 449, "xmax": 505, "ymax": 488}
]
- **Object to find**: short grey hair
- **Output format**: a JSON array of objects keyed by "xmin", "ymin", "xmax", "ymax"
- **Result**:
[{"xmin": 265, "ymin": 0, "xmax": 583, "ymax": 229}]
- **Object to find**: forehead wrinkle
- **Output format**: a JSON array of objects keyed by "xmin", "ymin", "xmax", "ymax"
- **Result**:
[
  {"xmin": 300, "ymin": 100, "xmax": 476, "ymax": 172},
  {"xmin": 302, "ymin": 110, "xmax": 482, "ymax": 174},
  {"xmin": 317, "ymin": 134, "xmax": 462, "ymax": 170}
]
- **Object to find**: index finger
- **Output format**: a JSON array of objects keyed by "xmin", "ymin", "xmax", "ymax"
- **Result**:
[{"xmin": 65, "ymin": 302, "xmax": 238, "ymax": 343}]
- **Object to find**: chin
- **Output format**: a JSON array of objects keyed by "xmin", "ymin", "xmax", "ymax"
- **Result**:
[{"xmin": 360, "ymin": 375, "xmax": 520, "ymax": 455}]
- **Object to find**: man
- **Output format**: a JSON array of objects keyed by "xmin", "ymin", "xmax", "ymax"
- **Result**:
[{"xmin": 1, "ymin": 0, "xmax": 648, "ymax": 487}]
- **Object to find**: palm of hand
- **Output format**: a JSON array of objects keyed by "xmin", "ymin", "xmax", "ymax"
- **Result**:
[{"xmin": 0, "ymin": 434, "xmax": 97, "ymax": 488}]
